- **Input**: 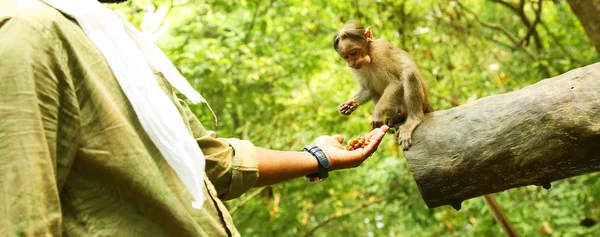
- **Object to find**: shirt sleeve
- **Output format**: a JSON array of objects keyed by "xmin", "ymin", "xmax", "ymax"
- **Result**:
[
  {"xmin": 179, "ymin": 101, "xmax": 259, "ymax": 200},
  {"xmin": 0, "ymin": 14, "xmax": 70, "ymax": 236}
]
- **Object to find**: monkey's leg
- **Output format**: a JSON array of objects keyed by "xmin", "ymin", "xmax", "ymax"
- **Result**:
[
  {"xmin": 339, "ymin": 88, "xmax": 371, "ymax": 116},
  {"xmin": 397, "ymin": 119, "xmax": 422, "ymax": 150},
  {"xmin": 397, "ymin": 73, "xmax": 426, "ymax": 150}
]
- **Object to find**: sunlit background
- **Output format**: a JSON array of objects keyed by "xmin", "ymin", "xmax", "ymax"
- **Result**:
[{"xmin": 112, "ymin": 1, "xmax": 599, "ymax": 236}]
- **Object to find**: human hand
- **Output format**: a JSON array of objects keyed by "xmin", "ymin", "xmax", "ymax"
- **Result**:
[{"xmin": 313, "ymin": 125, "xmax": 389, "ymax": 171}]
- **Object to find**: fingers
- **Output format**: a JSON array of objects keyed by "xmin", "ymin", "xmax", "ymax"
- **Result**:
[
  {"xmin": 364, "ymin": 128, "xmax": 378, "ymax": 140},
  {"xmin": 378, "ymin": 125, "xmax": 390, "ymax": 133},
  {"xmin": 339, "ymin": 102, "xmax": 356, "ymax": 116},
  {"xmin": 339, "ymin": 106, "xmax": 354, "ymax": 116},
  {"xmin": 362, "ymin": 125, "xmax": 388, "ymax": 155},
  {"xmin": 365, "ymin": 125, "xmax": 389, "ymax": 139},
  {"xmin": 332, "ymin": 134, "xmax": 344, "ymax": 144}
]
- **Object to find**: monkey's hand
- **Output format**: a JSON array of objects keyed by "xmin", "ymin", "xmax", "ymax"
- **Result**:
[
  {"xmin": 338, "ymin": 100, "xmax": 358, "ymax": 116},
  {"xmin": 370, "ymin": 119, "xmax": 385, "ymax": 130}
]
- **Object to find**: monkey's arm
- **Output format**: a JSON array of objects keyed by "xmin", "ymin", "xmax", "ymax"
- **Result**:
[
  {"xmin": 371, "ymin": 82, "xmax": 403, "ymax": 128},
  {"xmin": 339, "ymin": 87, "xmax": 371, "ymax": 116}
]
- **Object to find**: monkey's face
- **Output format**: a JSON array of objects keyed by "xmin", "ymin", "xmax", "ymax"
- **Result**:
[{"xmin": 336, "ymin": 39, "xmax": 371, "ymax": 69}]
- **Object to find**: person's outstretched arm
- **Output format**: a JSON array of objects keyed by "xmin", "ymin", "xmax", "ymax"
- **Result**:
[{"xmin": 254, "ymin": 125, "xmax": 389, "ymax": 187}]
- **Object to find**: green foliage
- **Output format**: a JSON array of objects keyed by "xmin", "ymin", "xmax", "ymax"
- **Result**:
[{"xmin": 112, "ymin": 0, "xmax": 600, "ymax": 236}]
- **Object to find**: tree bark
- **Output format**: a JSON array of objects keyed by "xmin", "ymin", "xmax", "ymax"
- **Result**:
[
  {"xmin": 568, "ymin": 0, "xmax": 600, "ymax": 55},
  {"xmin": 404, "ymin": 63, "xmax": 600, "ymax": 209}
]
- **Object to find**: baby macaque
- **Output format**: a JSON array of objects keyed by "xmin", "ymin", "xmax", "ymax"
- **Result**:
[{"xmin": 333, "ymin": 22, "xmax": 433, "ymax": 150}]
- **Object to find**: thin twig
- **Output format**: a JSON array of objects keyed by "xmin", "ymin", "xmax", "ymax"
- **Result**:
[
  {"xmin": 302, "ymin": 198, "xmax": 385, "ymax": 237},
  {"xmin": 457, "ymin": 2, "xmax": 537, "ymax": 59},
  {"xmin": 229, "ymin": 186, "xmax": 268, "ymax": 214},
  {"xmin": 490, "ymin": 0, "xmax": 542, "ymax": 49},
  {"xmin": 539, "ymin": 21, "xmax": 579, "ymax": 63},
  {"xmin": 483, "ymin": 194, "xmax": 519, "ymax": 237},
  {"xmin": 444, "ymin": 220, "xmax": 459, "ymax": 236},
  {"xmin": 242, "ymin": 0, "xmax": 262, "ymax": 43},
  {"xmin": 226, "ymin": 0, "xmax": 268, "ymax": 133},
  {"xmin": 517, "ymin": 0, "xmax": 542, "ymax": 47},
  {"xmin": 431, "ymin": 92, "xmax": 462, "ymax": 107},
  {"xmin": 354, "ymin": 0, "xmax": 363, "ymax": 18}
]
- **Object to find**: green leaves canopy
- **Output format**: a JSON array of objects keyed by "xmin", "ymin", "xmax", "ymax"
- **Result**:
[{"xmin": 112, "ymin": 0, "xmax": 599, "ymax": 236}]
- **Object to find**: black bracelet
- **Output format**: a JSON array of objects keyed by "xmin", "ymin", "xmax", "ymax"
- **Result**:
[{"xmin": 303, "ymin": 145, "xmax": 330, "ymax": 182}]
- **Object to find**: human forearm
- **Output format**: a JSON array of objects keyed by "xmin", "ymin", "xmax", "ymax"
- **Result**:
[
  {"xmin": 253, "ymin": 126, "xmax": 389, "ymax": 187},
  {"xmin": 254, "ymin": 148, "xmax": 319, "ymax": 187}
]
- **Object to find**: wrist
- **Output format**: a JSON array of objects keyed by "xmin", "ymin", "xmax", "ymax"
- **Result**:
[{"xmin": 303, "ymin": 145, "xmax": 330, "ymax": 182}]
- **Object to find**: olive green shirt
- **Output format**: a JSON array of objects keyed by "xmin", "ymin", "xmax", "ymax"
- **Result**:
[{"xmin": 0, "ymin": 0, "xmax": 259, "ymax": 236}]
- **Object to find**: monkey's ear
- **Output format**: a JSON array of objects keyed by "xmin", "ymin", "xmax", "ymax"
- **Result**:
[{"xmin": 365, "ymin": 26, "xmax": 374, "ymax": 42}]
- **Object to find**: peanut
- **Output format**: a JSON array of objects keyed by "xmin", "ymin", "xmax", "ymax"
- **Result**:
[{"xmin": 344, "ymin": 136, "xmax": 370, "ymax": 150}]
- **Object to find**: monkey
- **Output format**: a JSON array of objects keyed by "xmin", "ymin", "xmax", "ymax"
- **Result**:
[{"xmin": 333, "ymin": 22, "xmax": 433, "ymax": 150}]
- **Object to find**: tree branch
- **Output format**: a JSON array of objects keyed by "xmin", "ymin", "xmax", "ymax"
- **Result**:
[
  {"xmin": 490, "ymin": 0, "xmax": 543, "ymax": 49},
  {"xmin": 517, "ymin": 0, "xmax": 543, "ymax": 47},
  {"xmin": 242, "ymin": 0, "xmax": 262, "ymax": 43},
  {"xmin": 567, "ymin": 0, "xmax": 600, "ymax": 55},
  {"xmin": 404, "ymin": 63, "xmax": 600, "ymax": 209},
  {"xmin": 490, "ymin": 0, "xmax": 519, "ymax": 11},
  {"xmin": 457, "ymin": 2, "xmax": 537, "ymax": 59}
]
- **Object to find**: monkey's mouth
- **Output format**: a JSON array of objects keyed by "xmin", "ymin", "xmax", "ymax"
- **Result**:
[
  {"xmin": 349, "ymin": 57, "xmax": 371, "ymax": 69},
  {"xmin": 351, "ymin": 63, "xmax": 365, "ymax": 69}
]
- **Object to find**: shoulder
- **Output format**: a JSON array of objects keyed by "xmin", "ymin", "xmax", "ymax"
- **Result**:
[
  {"xmin": 0, "ymin": 0, "xmax": 87, "ymax": 66},
  {"xmin": 0, "ymin": 0, "xmax": 73, "ymax": 40},
  {"xmin": 371, "ymin": 38, "xmax": 399, "ymax": 50},
  {"xmin": 371, "ymin": 38, "xmax": 390, "ymax": 48},
  {"xmin": 369, "ymin": 39, "xmax": 405, "ymax": 62},
  {"xmin": 1, "ymin": 0, "xmax": 64, "ymax": 21}
]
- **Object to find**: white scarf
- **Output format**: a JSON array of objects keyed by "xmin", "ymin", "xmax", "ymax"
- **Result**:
[{"xmin": 43, "ymin": 0, "xmax": 210, "ymax": 209}]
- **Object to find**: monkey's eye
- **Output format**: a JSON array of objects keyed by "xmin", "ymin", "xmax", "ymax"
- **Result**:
[
  {"xmin": 343, "ymin": 55, "xmax": 349, "ymax": 59},
  {"xmin": 350, "ymin": 51, "xmax": 357, "ymax": 56}
]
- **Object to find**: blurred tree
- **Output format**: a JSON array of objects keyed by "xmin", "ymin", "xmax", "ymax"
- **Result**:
[{"xmin": 567, "ymin": 0, "xmax": 600, "ymax": 55}]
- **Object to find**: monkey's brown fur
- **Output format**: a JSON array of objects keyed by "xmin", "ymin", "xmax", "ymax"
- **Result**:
[{"xmin": 334, "ymin": 22, "xmax": 433, "ymax": 150}]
